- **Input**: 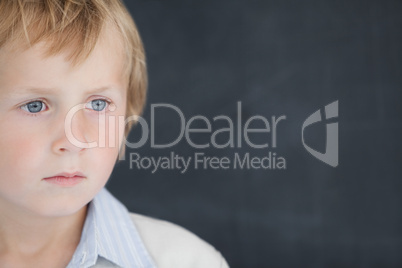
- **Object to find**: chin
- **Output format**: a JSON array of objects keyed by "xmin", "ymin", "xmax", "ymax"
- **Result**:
[{"xmin": 31, "ymin": 198, "xmax": 89, "ymax": 218}]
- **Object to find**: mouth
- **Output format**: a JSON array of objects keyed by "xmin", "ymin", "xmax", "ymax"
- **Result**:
[{"xmin": 43, "ymin": 172, "xmax": 86, "ymax": 187}]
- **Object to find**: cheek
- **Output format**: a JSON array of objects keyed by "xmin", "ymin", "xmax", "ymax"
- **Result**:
[
  {"xmin": 0, "ymin": 122, "xmax": 46, "ymax": 171},
  {"xmin": 93, "ymin": 147, "xmax": 118, "ymax": 171},
  {"xmin": 88, "ymin": 146, "xmax": 119, "ymax": 195},
  {"xmin": 98, "ymin": 109, "xmax": 126, "ymax": 150},
  {"xmin": 90, "ymin": 113, "xmax": 125, "ymax": 176},
  {"xmin": 0, "ymin": 124, "xmax": 47, "ymax": 198}
]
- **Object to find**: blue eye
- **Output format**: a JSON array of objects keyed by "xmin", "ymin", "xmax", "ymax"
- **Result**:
[
  {"xmin": 89, "ymin": 99, "xmax": 108, "ymax": 111},
  {"xmin": 21, "ymin": 100, "xmax": 46, "ymax": 113}
]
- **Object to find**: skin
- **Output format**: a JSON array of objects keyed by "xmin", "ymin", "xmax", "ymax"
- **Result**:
[{"xmin": 0, "ymin": 28, "xmax": 128, "ymax": 267}]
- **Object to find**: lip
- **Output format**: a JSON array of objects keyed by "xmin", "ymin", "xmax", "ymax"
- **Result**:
[{"xmin": 43, "ymin": 171, "xmax": 86, "ymax": 187}]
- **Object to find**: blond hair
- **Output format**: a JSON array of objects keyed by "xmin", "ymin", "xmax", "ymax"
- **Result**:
[{"xmin": 0, "ymin": 0, "xmax": 147, "ymax": 156}]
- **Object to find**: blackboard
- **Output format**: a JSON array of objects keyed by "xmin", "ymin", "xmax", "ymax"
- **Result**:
[{"xmin": 107, "ymin": 1, "xmax": 402, "ymax": 267}]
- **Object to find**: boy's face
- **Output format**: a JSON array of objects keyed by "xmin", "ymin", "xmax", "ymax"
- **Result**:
[{"xmin": 0, "ymin": 33, "xmax": 127, "ymax": 217}]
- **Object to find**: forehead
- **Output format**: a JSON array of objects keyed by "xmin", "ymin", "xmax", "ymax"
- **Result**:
[{"xmin": 0, "ymin": 27, "xmax": 127, "ymax": 90}]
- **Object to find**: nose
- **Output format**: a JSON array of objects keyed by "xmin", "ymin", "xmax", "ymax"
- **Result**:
[{"xmin": 51, "ymin": 108, "xmax": 90, "ymax": 154}]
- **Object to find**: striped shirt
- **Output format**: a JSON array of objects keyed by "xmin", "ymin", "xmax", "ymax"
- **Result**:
[{"xmin": 66, "ymin": 188, "xmax": 157, "ymax": 268}]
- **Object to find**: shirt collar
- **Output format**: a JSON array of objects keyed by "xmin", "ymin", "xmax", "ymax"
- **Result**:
[{"xmin": 67, "ymin": 188, "xmax": 156, "ymax": 268}]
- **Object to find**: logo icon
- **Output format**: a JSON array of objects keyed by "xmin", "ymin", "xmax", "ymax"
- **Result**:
[{"xmin": 302, "ymin": 101, "xmax": 338, "ymax": 167}]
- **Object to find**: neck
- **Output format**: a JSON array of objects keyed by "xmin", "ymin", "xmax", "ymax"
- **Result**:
[{"xmin": 0, "ymin": 203, "xmax": 87, "ymax": 261}]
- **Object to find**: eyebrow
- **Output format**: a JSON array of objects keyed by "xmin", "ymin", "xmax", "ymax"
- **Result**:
[
  {"xmin": 10, "ymin": 86, "xmax": 119, "ymax": 96},
  {"xmin": 84, "ymin": 86, "xmax": 119, "ymax": 95},
  {"xmin": 10, "ymin": 87, "xmax": 57, "ymax": 95}
]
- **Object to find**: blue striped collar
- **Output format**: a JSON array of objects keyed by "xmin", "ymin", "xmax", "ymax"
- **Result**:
[{"xmin": 67, "ymin": 188, "xmax": 156, "ymax": 268}]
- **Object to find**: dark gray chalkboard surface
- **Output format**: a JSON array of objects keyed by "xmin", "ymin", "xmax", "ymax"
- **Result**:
[{"xmin": 107, "ymin": 1, "xmax": 402, "ymax": 267}]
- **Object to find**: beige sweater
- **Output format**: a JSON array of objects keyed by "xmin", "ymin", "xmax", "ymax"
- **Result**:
[{"xmin": 128, "ymin": 213, "xmax": 229, "ymax": 268}]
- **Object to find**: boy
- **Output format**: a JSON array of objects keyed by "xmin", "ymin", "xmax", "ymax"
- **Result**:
[{"xmin": 0, "ymin": 0, "xmax": 229, "ymax": 267}]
